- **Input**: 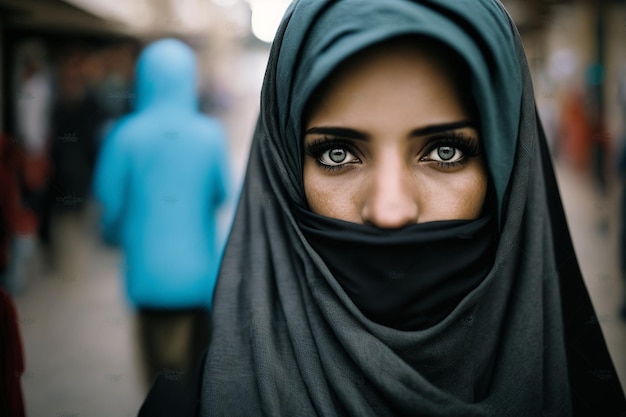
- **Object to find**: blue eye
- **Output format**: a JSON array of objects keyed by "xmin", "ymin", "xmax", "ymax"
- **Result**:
[
  {"xmin": 320, "ymin": 148, "xmax": 358, "ymax": 165},
  {"xmin": 428, "ymin": 146, "xmax": 464, "ymax": 163},
  {"xmin": 420, "ymin": 133, "xmax": 481, "ymax": 168},
  {"xmin": 304, "ymin": 138, "xmax": 361, "ymax": 169},
  {"xmin": 329, "ymin": 149, "xmax": 347, "ymax": 163}
]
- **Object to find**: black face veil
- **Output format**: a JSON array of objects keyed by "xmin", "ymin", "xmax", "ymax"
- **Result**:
[{"xmin": 201, "ymin": 0, "xmax": 626, "ymax": 415}]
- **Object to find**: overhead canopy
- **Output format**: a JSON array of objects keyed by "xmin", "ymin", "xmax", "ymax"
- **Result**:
[{"xmin": 0, "ymin": 0, "xmax": 130, "ymax": 36}]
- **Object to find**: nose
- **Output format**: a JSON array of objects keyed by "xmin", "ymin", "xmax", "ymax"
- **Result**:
[{"xmin": 361, "ymin": 160, "xmax": 419, "ymax": 228}]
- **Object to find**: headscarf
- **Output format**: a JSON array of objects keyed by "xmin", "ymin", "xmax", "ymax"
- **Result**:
[{"xmin": 201, "ymin": 0, "xmax": 626, "ymax": 415}]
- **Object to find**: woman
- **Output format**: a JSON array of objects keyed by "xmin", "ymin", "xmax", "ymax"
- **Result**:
[{"xmin": 140, "ymin": 0, "xmax": 626, "ymax": 415}]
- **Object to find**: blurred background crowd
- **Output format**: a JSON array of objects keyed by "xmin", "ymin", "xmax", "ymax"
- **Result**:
[{"xmin": 0, "ymin": 0, "xmax": 625, "ymax": 416}]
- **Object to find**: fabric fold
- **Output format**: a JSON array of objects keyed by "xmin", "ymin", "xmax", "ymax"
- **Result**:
[{"xmin": 201, "ymin": 1, "xmax": 626, "ymax": 415}]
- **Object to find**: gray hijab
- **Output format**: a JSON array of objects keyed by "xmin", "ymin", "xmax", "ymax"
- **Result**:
[{"xmin": 201, "ymin": 0, "xmax": 626, "ymax": 415}]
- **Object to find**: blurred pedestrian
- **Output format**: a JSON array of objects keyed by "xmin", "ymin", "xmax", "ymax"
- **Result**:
[
  {"xmin": 13, "ymin": 39, "xmax": 53, "ymax": 217},
  {"xmin": 38, "ymin": 45, "xmax": 106, "ymax": 278},
  {"xmin": 93, "ymin": 38, "xmax": 230, "ymax": 388},
  {"xmin": 558, "ymin": 86, "xmax": 591, "ymax": 172},
  {"xmin": 92, "ymin": 41, "xmax": 138, "ymax": 143},
  {"xmin": 0, "ymin": 132, "xmax": 38, "ymax": 295},
  {"xmin": 4, "ymin": 40, "xmax": 53, "ymax": 292}
]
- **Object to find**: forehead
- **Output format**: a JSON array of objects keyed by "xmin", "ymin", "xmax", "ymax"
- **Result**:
[
  {"xmin": 305, "ymin": 38, "xmax": 472, "ymax": 128},
  {"xmin": 304, "ymin": 37, "xmax": 472, "ymax": 122}
]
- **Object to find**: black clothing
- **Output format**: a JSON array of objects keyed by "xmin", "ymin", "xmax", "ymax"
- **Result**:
[{"xmin": 144, "ymin": 0, "xmax": 626, "ymax": 415}]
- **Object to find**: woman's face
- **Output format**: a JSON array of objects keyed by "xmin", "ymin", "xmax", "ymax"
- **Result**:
[{"xmin": 303, "ymin": 42, "xmax": 488, "ymax": 228}]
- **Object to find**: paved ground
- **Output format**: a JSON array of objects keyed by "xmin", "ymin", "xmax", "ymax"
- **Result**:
[
  {"xmin": 14, "ymin": 208, "xmax": 145, "ymax": 417},
  {"xmin": 555, "ymin": 160, "xmax": 626, "ymax": 390}
]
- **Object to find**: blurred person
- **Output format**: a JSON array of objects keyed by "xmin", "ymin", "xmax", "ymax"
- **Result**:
[
  {"xmin": 91, "ymin": 42, "xmax": 138, "ymax": 141},
  {"xmin": 8, "ymin": 40, "xmax": 53, "ymax": 291},
  {"xmin": 0, "ymin": 132, "xmax": 38, "ymax": 295},
  {"xmin": 93, "ymin": 38, "xmax": 230, "ymax": 388},
  {"xmin": 0, "ymin": 288, "xmax": 26, "ymax": 417},
  {"xmin": 140, "ymin": 0, "xmax": 625, "ymax": 415},
  {"xmin": 586, "ymin": 63, "xmax": 610, "ymax": 197},
  {"xmin": 39, "ymin": 44, "xmax": 106, "ymax": 273},
  {"xmin": 13, "ymin": 39, "xmax": 53, "ymax": 204},
  {"xmin": 558, "ymin": 86, "xmax": 592, "ymax": 172}
]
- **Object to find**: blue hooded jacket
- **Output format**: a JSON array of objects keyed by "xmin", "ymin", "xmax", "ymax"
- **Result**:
[{"xmin": 93, "ymin": 38, "xmax": 230, "ymax": 309}]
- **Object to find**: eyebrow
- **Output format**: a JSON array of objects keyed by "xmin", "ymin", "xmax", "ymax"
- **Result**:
[
  {"xmin": 410, "ymin": 121, "xmax": 476, "ymax": 137},
  {"xmin": 304, "ymin": 127, "xmax": 368, "ymax": 140},
  {"xmin": 304, "ymin": 121, "xmax": 477, "ymax": 140}
]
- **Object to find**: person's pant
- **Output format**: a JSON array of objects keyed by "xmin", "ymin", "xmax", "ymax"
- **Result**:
[
  {"xmin": 1, "ymin": 235, "xmax": 36, "ymax": 295},
  {"xmin": 136, "ymin": 308, "xmax": 210, "ymax": 388}
]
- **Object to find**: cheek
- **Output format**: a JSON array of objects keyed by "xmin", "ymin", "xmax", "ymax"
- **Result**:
[
  {"xmin": 449, "ymin": 167, "xmax": 488, "ymax": 219},
  {"xmin": 422, "ymin": 164, "xmax": 489, "ymax": 220},
  {"xmin": 465, "ymin": 160, "xmax": 490, "ymax": 216},
  {"xmin": 455, "ymin": 172, "xmax": 489, "ymax": 218},
  {"xmin": 303, "ymin": 162, "xmax": 358, "ymax": 220}
]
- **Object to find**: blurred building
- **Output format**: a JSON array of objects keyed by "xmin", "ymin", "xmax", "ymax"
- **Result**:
[
  {"xmin": 3, "ymin": 0, "xmax": 624, "ymax": 154},
  {"xmin": 503, "ymin": 0, "xmax": 626, "ymax": 174}
]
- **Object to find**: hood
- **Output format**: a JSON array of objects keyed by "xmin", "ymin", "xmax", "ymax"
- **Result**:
[{"xmin": 134, "ymin": 38, "xmax": 198, "ymax": 112}]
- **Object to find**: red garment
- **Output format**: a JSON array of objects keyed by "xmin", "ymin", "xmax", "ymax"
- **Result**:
[
  {"xmin": 0, "ymin": 133, "xmax": 38, "ymax": 269},
  {"xmin": 21, "ymin": 152, "xmax": 50, "ymax": 194},
  {"xmin": 0, "ymin": 288, "xmax": 26, "ymax": 417},
  {"xmin": 558, "ymin": 90, "xmax": 591, "ymax": 171}
]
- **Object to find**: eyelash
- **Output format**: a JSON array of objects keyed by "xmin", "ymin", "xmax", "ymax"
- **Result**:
[
  {"xmin": 420, "ymin": 132, "xmax": 481, "ymax": 169},
  {"xmin": 303, "ymin": 138, "xmax": 361, "ymax": 171},
  {"xmin": 303, "ymin": 132, "xmax": 481, "ymax": 171}
]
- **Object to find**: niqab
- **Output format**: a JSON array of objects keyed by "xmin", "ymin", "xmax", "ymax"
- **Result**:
[{"xmin": 295, "ymin": 206, "xmax": 498, "ymax": 331}]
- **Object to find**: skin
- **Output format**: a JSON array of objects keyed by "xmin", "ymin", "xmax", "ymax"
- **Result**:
[{"xmin": 303, "ymin": 40, "xmax": 489, "ymax": 228}]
